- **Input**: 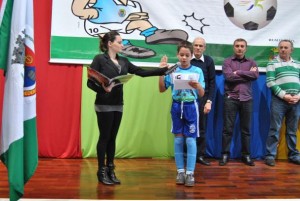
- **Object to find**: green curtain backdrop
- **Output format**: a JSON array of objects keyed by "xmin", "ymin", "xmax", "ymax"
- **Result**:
[
  {"xmin": 80, "ymin": 69, "xmax": 300, "ymax": 160},
  {"xmin": 81, "ymin": 67, "xmax": 175, "ymax": 158}
]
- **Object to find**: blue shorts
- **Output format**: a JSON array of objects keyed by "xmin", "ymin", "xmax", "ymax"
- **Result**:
[{"xmin": 170, "ymin": 100, "xmax": 199, "ymax": 138}]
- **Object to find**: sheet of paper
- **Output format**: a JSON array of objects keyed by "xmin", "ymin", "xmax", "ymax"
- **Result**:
[
  {"xmin": 172, "ymin": 73, "xmax": 199, "ymax": 90},
  {"xmin": 173, "ymin": 79, "xmax": 193, "ymax": 90}
]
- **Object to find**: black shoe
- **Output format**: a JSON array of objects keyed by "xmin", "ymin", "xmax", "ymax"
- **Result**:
[
  {"xmin": 289, "ymin": 159, "xmax": 300, "ymax": 165},
  {"xmin": 97, "ymin": 167, "xmax": 114, "ymax": 185},
  {"xmin": 107, "ymin": 163, "xmax": 121, "ymax": 184},
  {"xmin": 197, "ymin": 156, "xmax": 211, "ymax": 166},
  {"xmin": 265, "ymin": 158, "xmax": 275, "ymax": 166},
  {"xmin": 241, "ymin": 155, "xmax": 255, "ymax": 166},
  {"xmin": 219, "ymin": 154, "xmax": 229, "ymax": 166}
]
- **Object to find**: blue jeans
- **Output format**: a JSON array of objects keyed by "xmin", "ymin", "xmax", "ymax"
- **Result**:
[
  {"xmin": 222, "ymin": 96, "xmax": 253, "ymax": 156},
  {"xmin": 174, "ymin": 137, "xmax": 196, "ymax": 172},
  {"xmin": 265, "ymin": 95, "xmax": 300, "ymax": 160}
]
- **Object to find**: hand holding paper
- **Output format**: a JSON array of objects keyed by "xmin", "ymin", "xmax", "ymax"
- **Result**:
[{"xmin": 188, "ymin": 80, "xmax": 201, "ymax": 89}]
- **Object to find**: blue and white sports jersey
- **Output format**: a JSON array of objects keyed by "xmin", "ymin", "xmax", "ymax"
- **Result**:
[{"xmin": 164, "ymin": 65, "xmax": 205, "ymax": 102}]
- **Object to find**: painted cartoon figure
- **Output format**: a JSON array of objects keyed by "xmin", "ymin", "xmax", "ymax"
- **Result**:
[{"xmin": 71, "ymin": 0, "xmax": 188, "ymax": 58}]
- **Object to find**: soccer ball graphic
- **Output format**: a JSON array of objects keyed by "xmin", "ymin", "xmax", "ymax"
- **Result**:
[{"xmin": 224, "ymin": 0, "xmax": 277, "ymax": 30}]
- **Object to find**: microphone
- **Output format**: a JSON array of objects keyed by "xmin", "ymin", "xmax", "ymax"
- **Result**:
[{"xmin": 164, "ymin": 62, "xmax": 180, "ymax": 75}]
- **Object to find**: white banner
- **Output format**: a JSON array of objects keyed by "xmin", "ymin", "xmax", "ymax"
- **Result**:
[{"xmin": 50, "ymin": 0, "xmax": 300, "ymax": 68}]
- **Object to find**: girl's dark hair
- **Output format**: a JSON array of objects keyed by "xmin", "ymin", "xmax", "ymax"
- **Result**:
[
  {"xmin": 177, "ymin": 40, "xmax": 193, "ymax": 54},
  {"xmin": 100, "ymin": 31, "xmax": 120, "ymax": 52}
]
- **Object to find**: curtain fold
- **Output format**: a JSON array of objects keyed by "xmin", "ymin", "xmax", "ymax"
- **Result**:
[
  {"xmin": 34, "ymin": 0, "xmax": 82, "ymax": 158},
  {"xmin": 81, "ymin": 72, "xmax": 299, "ymax": 159}
]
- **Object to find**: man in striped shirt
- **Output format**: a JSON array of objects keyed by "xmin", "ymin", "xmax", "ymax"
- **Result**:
[{"xmin": 265, "ymin": 39, "xmax": 300, "ymax": 166}]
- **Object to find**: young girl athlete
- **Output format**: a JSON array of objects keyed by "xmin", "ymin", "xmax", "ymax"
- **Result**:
[{"xmin": 159, "ymin": 41, "xmax": 205, "ymax": 187}]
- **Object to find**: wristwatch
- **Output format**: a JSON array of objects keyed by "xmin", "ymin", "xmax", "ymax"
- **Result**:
[{"xmin": 206, "ymin": 100, "xmax": 212, "ymax": 104}]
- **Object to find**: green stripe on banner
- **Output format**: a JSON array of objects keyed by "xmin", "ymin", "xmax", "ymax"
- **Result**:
[
  {"xmin": 81, "ymin": 66, "xmax": 174, "ymax": 158},
  {"xmin": 51, "ymin": 36, "xmax": 177, "ymax": 63},
  {"xmin": 50, "ymin": 36, "xmax": 98, "ymax": 61},
  {"xmin": 51, "ymin": 36, "xmax": 300, "ymax": 67}
]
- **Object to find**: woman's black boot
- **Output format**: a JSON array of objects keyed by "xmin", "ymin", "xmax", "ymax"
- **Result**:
[
  {"xmin": 97, "ymin": 167, "xmax": 114, "ymax": 185},
  {"xmin": 107, "ymin": 163, "xmax": 121, "ymax": 184}
]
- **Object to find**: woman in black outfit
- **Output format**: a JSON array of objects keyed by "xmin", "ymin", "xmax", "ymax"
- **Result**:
[{"xmin": 87, "ymin": 31, "xmax": 169, "ymax": 185}]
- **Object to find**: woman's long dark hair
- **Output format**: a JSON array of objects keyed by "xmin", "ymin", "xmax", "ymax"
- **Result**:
[{"xmin": 100, "ymin": 31, "xmax": 120, "ymax": 52}]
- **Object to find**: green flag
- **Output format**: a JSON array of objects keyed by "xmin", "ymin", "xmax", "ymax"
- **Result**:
[{"xmin": 0, "ymin": 0, "xmax": 38, "ymax": 200}]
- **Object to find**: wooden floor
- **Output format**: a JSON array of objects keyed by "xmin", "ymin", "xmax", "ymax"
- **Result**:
[{"xmin": 1, "ymin": 158, "xmax": 300, "ymax": 200}]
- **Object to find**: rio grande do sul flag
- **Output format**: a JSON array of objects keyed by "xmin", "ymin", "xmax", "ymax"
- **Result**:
[{"xmin": 0, "ymin": 0, "xmax": 38, "ymax": 200}]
